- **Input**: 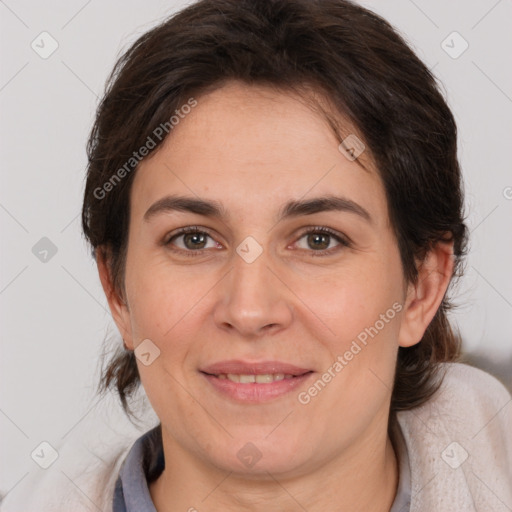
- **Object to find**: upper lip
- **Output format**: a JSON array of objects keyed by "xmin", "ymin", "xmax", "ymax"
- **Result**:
[{"xmin": 201, "ymin": 360, "xmax": 312, "ymax": 376}]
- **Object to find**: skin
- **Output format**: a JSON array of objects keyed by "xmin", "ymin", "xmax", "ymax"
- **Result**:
[{"xmin": 98, "ymin": 80, "xmax": 454, "ymax": 512}]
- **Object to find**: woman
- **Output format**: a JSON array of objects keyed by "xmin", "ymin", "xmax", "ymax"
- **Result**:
[{"xmin": 3, "ymin": 0, "xmax": 511, "ymax": 510}]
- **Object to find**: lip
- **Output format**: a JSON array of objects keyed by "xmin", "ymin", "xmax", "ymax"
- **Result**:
[
  {"xmin": 200, "ymin": 360, "xmax": 314, "ymax": 403},
  {"xmin": 201, "ymin": 359, "xmax": 312, "ymax": 376}
]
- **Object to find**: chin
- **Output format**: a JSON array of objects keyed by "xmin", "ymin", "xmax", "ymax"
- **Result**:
[{"xmin": 205, "ymin": 432, "xmax": 312, "ymax": 477}]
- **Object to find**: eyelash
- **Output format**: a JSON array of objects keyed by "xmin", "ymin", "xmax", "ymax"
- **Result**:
[{"xmin": 164, "ymin": 225, "xmax": 351, "ymax": 258}]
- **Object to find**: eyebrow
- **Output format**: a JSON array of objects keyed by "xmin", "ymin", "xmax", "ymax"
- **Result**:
[{"xmin": 143, "ymin": 194, "xmax": 372, "ymax": 224}]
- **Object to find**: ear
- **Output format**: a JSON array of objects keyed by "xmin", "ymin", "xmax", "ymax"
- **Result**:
[
  {"xmin": 96, "ymin": 246, "xmax": 134, "ymax": 350},
  {"xmin": 398, "ymin": 241, "xmax": 455, "ymax": 348}
]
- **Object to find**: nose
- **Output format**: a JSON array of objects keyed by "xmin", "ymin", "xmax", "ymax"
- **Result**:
[{"xmin": 213, "ymin": 244, "xmax": 293, "ymax": 338}]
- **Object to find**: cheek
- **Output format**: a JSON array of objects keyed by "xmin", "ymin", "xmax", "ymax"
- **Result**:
[
  {"xmin": 124, "ymin": 262, "xmax": 202, "ymax": 422},
  {"xmin": 299, "ymin": 252, "xmax": 405, "ymax": 409},
  {"xmin": 124, "ymin": 253, "xmax": 200, "ymax": 339},
  {"xmin": 299, "ymin": 257, "xmax": 404, "ymax": 343}
]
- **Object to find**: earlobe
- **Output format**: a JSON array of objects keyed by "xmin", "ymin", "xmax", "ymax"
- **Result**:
[
  {"xmin": 398, "ymin": 241, "xmax": 455, "ymax": 348},
  {"xmin": 96, "ymin": 246, "xmax": 134, "ymax": 350}
]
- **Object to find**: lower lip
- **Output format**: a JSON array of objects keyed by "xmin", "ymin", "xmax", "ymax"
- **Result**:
[{"xmin": 202, "ymin": 372, "xmax": 314, "ymax": 403}]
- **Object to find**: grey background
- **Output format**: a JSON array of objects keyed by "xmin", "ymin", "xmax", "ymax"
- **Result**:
[{"xmin": 1, "ymin": 0, "xmax": 511, "ymax": 501}]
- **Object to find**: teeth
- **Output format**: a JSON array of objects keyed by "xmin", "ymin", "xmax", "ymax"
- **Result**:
[
  {"xmin": 255, "ymin": 374, "xmax": 273, "ymax": 383},
  {"xmin": 220, "ymin": 373, "xmax": 290, "ymax": 383}
]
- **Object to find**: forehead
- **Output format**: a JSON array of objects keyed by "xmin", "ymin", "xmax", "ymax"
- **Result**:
[{"xmin": 131, "ymin": 81, "xmax": 386, "ymax": 225}]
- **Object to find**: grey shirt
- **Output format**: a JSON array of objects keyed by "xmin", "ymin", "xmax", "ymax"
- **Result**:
[{"xmin": 112, "ymin": 422, "xmax": 411, "ymax": 511}]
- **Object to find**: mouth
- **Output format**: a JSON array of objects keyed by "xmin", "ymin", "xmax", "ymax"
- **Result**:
[
  {"xmin": 200, "ymin": 360, "xmax": 314, "ymax": 402},
  {"xmin": 208, "ymin": 373, "xmax": 302, "ymax": 383}
]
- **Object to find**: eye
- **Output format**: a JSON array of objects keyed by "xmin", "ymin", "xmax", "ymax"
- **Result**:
[
  {"xmin": 164, "ymin": 225, "xmax": 351, "ymax": 257},
  {"xmin": 165, "ymin": 226, "xmax": 220, "ymax": 256},
  {"xmin": 293, "ymin": 226, "xmax": 351, "ymax": 256}
]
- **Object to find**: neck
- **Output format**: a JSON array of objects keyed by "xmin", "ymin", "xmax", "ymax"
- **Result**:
[{"xmin": 149, "ymin": 423, "xmax": 398, "ymax": 512}]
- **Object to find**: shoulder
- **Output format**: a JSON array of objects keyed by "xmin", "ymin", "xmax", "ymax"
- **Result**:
[
  {"xmin": 439, "ymin": 360, "xmax": 511, "ymax": 398},
  {"xmin": 0, "ymin": 396, "xmax": 159, "ymax": 512},
  {"xmin": 399, "ymin": 361, "xmax": 512, "ymax": 432},
  {"xmin": 397, "ymin": 362, "xmax": 512, "ymax": 511},
  {"xmin": 0, "ymin": 436, "xmax": 132, "ymax": 512}
]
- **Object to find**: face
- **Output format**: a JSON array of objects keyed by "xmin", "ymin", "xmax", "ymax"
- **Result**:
[{"xmin": 105, "ymin": 81, "xmax": 421, "ymax": 477}]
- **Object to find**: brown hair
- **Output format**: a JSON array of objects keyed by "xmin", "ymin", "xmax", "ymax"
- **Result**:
[{"xmin": 82, "ymin": 0, "xmax": 467, "ymax": 419}]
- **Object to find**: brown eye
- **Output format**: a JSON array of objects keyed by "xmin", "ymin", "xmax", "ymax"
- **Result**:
[
  {"xmin": 306, "ymin": 232, "xmax": 330, "ymax": 251},
  {"xmin": 165, "ymin": 227, "xmax": 219, "ymax": 255},
  {"xmin": 294, "ymin": 227, "xmax": 350, "ymax": 256},
  {"xmin": 181, "ymin": 231, "xmax": 208, "ymax": 250}
]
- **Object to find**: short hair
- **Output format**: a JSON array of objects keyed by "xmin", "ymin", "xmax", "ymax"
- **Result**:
[{"xmin": 82, "ymin": 0, "xmax": 468, "ymax": 419}]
